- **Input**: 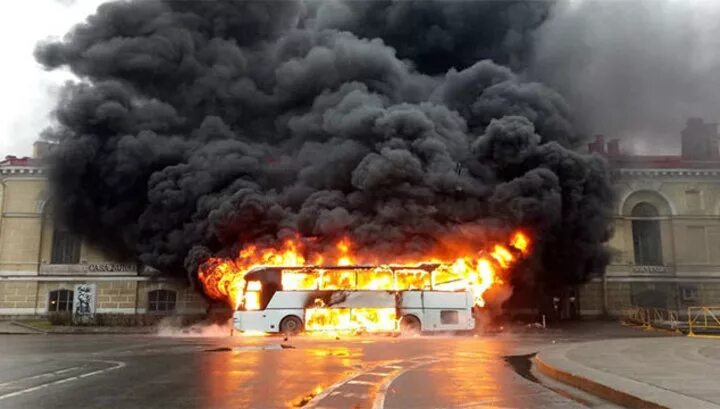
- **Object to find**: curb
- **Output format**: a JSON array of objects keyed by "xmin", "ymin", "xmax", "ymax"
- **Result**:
[{"xmin": 534, "ymin": 355, "xmax": 667, "ymax": 409}]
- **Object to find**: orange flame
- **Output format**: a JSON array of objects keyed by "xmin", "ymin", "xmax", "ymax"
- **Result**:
[{"xmin": 198, "ymin": 230, "xmax": 531, "ymax": 315}]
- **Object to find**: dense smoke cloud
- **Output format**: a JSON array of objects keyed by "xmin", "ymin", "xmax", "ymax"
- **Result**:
[
  {"xmin": 311, "ymin": 0, "xmax": 553, "ymax": 74},
  {"xmin": 36, "ymin": 0, "xmax": 612, "ymax": 292},
  {"xmin": 531, "ymin": 0, "xmax": 720, "ymax": 153}
]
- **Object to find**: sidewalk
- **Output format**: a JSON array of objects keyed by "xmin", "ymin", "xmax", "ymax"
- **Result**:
[
  {"xmin": 0, "ymin": 321, "xmax": 43, "ymax": 334},
  {"xmin": 536, "ymin": 337, "xmax": 720, "ymax": 409},
  {"xmin": 0, "ymin": 320, "xmax": 157, "ymax": 335}
]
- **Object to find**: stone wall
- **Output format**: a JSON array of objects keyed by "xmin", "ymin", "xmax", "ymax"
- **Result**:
[
  {"xmin": 578, "ymin": 280, "xmax": 603, "ymax": 316},
  {"xmin": 0, "ymin": 179, "xmax": 44, "ymax": 274},
  {"xmin": 97, "ymin": 281, "xmax": 137, "ymax": 312},
  {"xmin": 0, "ymin": 279, "xmax": 209, "ymax": 317},
  {"xmin": 0, "ymin": 281, "xmax": 38, "ymax": 314}
]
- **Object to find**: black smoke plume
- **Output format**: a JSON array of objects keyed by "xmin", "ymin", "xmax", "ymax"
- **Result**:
[{"xmin": 36, "ymin": 0, "xmax": 612, "ymax": 293}]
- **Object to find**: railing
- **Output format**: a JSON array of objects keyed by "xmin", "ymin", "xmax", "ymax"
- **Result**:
[
  {"xmin": 625, "ymin": 306, "xmax": 650, "ymax": 326},
  {"xmin": 687, "ymin": 306, "xmax": 720, "ymax": 336},
  {"xmin": 624, "ymin": 306, "xmax": 680, "ymax": 331}
]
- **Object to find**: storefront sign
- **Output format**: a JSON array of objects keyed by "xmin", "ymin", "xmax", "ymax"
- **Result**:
[{"xmin": 85, "ymin": 263, "xmax": 137, "ymax": 273}]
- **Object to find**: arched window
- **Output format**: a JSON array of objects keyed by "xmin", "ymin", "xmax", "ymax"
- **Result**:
[
  {"xmin": 51, "ymin": 227, "xmax": 81, "ymax": 264},
  {"xmin": 631, "ymin": 203, "xmax": 662, "ymax": 265},
  {"xmin": 148, "ymin": 289, "xmax": 177, "ymax": 312},
  {"xmin": 48, "ymin": 289, "xmax": 74, "ymax": 312}
]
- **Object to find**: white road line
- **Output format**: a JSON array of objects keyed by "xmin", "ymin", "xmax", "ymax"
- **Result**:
[
  {"xmin": 0, "ymin": 360, "xmax": 126, "ymax": 401},
  {"xmin": 382, "ymin": 365, "xmax": 403, "ymax": 369},
  {"xmin": 304, "ymin": 360, "xmax": 402, "ymax": 408},
  {"xmin": 0, "ymin": 366, "xmax": 83, "ymax": 387},
  {"xmin": 371, "ymin": 358, "xmax": 447, "ymax": 409},
  {"xmin": 305, "ymin": 355, "xmax": 437, "ymax": 409},
  {"xmin": 347, "ymin": 380, "xmax": 377, "ymax": 386},
  {"xmin": 340, "ymin": 392, "xmax": 369, "ymax": 399}
]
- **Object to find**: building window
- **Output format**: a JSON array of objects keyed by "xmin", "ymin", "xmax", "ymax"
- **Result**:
[
  {"xmin": 685, "ymin": 189, "xmax": 702, "ymax": 211},
  {"xmin": 680, "ymin": 286, "xmax": 699, "ymax": 302},
  {"xmin": 48, "ymin": 289, "xmax": 74, "ymax": 312},
  {"xmin": 51, "ymin": 228, "xmax": 81, "ymax": 264},
  {"xmin": 148, "ymin": 289, "xmax": 177, "ymax": 312},
  {"xmin": 631, "ymin": 203, "xmax": 662, "ymax": 266}
]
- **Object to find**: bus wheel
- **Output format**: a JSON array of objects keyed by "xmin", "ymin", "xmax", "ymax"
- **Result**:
[
  {"xmin": 280, "ymin": 316, "xmax": 303, "ymax": 336},
  {"xmin": 399, "ymin": 315, "xmax": 421, "ymax": 334}
]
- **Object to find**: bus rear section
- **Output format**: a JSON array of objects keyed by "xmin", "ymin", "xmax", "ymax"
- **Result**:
[{"xmin": 232, "ymin": 265, "xmax": 476, "ymax": 335}]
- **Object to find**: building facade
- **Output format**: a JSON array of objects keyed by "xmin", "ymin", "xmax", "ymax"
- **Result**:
[
  {"xmin": 3, "ymin": 119, "xmax": 720, "ymax": 319},
  {"xmin": 580, "ymin": 119, "xmax": 720, "ymax": 316},
  {"xmin": 0, "ymin": 143, "xmax": 206, "ymax": 318}
]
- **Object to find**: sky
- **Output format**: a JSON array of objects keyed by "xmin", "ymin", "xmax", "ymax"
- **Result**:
[
  {"xmin": 2, "ymin": 0, "xmax": 719, "ymax": 158},
  {"xmin": 0, "ymin": 0, "xmax": 107, "ymax": 157}
]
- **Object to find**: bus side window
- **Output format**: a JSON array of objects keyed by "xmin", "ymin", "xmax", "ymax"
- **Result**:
[{"xmin": 440, "ymin": 310, "xmax": 459, "ymax": 325}]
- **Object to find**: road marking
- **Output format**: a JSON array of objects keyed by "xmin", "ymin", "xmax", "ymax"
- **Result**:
[
  {"xmin": 0, "ymin": 366, "xmax": 83, "ymax": 387},
  {"xmin": 303, "ymin": 360, "xmax": 402, "ymax": 408},
  {"xmin": 347, "ymin": 380, "xmax": 376, "ymax": 386},
  {"xmin": 340, "ymin": 392, "xmax": 369, "ymax": 399},
  {"xmin": 305, "ymin": 355, "xmax": 438, "ymax": 409},
  {"xmin": 371, "ymin": 358, "xmax": 447, "ymax": 409},
  {"xmin": 0, "ymin": 360, "xmax": 125, "ymax": 401}
]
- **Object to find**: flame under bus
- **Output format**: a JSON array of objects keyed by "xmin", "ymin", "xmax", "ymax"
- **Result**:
[{"xmin": 232, "ymin": 265, "xmax": 476, "ymax": 335}]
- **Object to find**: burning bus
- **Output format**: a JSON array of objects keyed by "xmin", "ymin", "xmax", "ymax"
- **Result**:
[
  {"xmin": 233, "ymin": 264, "xmax": 476, "ymax": 335},
  {"xmin": 198, "ymin": 231, "xmax": 530, "ymax": 335}
]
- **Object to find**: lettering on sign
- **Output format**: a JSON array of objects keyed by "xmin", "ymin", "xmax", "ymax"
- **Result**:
[
  {"xmin": 632, "ymin": 265, "xmax": 672, "ymax": 273},
  {"xmin": 86, "ymin": 263, "xmax": 137, "ymax": 273}
]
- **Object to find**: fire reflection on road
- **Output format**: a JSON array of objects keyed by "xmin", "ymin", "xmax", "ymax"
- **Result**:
[{"xmin": 199, "ymin": 342, "xmax": 363, "ymax": 409}]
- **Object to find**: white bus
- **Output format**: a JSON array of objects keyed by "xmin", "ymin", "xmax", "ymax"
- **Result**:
[{"xmin": 232, "ymin": 265, "xmax": 476, "ymax": 335}]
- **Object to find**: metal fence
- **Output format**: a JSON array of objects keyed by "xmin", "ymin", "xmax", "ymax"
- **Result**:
[
  {"xmin": 624, "ymin": 306, "xmax": 680, "ymax": 332},
  {"xmin": 626, "ymin": 305, "xmax": 720, "ymax": 335},
  {"xmin": 687, "ymin": 306, "xmax": 720, "ymax": 336}
]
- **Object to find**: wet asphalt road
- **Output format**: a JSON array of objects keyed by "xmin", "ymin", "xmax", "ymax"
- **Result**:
[{"xmin": 0, "ymin": 322, "xmax": 663, "ymax": 409}]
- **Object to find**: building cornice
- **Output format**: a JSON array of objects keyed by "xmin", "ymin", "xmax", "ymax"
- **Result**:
[
  {"xmin": 0, "ymin": 166, "xmax": 45, "ymax": 177},
  {"xmin": 614, "ymin": 168, "xmax": 720, "ymax": 177}
]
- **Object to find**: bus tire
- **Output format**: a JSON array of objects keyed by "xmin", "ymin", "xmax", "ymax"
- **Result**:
[
  {"xmin": 399, "ymin": 315, "xmax": 421, "ymax": 334},
  {"xmin": 280, "ymin": 315, "xmax": 303, "ymax": 336}
]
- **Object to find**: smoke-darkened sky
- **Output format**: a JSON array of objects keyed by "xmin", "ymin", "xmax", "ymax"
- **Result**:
[
  {"xmin": 6, "ymin": 0, "xmax": 720, "ymax": 157},
  {"xmin": 32, "ymin": 0, "xmax": 619, "ymax": 290},
  {"xmin": 0, "ymin": 0, "xmax": 106, "ymax": 157},
  {"xmin": 531, "ymin": 0, "xmax": 720, "ymax": 154},
  {"xmin": 14, "ymin": 0, "xmax": 720, "ymax": 294}
]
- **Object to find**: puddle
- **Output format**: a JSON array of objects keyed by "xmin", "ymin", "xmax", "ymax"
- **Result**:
[{"xmin": 503, "ymin": 353, "xmax": 538, "ymax": 382}]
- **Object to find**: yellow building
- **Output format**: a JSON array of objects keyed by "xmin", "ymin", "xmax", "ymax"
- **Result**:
[
  {"xmin": 4, "ymin": 118, "xmax": 720, "ymax": 319},
  {"xmin": 0, "ymin": 143, "xmax": 206, "ymax": 318},
  {"xmin": 581, "ymin": 118, "xmax": 720, "ymax": 316}
]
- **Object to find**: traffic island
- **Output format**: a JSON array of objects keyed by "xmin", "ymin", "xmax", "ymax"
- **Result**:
[{"xmin": 535, "ymin": 338, "xmax": 720, "ymax": 409}]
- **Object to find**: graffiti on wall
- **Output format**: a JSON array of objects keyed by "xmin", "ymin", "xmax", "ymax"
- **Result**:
[{"xmin": 73, "ymin": 283, "xmax": 96, "ymax": 317}]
